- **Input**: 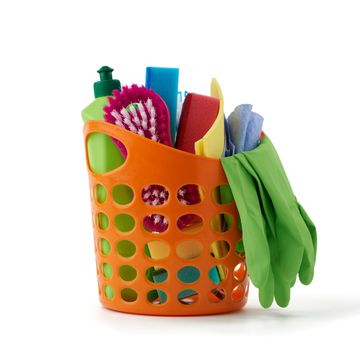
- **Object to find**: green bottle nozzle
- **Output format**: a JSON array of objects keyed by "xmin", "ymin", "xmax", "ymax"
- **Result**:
[
  {"xmin": 93, "ymin": 66, "xmax": 121, "ymax": 98},
  {"xmin": 98, "ymin": 66, "xmax": 114, "ymax": 80}
]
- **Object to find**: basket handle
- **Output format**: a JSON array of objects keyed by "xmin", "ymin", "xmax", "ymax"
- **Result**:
[{"xmin": 83, "ymin": 120, "xmax": 133, "ymax": 151}]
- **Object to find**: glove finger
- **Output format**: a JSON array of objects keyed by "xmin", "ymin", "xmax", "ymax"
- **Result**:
[
  {"xmin": 274, "ymin": 272, "xmax": 291, "ymax": 308},
  {"xmin": 297, "ymin": 202, "xmax": 317, "ymax": 254},
  {"xmin": 297, "ymin": 202, "xmax": 317, "ymax": 284},
  {"xmin": 259, "ymin": 269, "xmax": 275, "ymax": 308},
  {"xmin": 290, "ymin": 277, "xmax": 297, "ymax": 287},
  {"xmin": 268, "ymin": 232, "xmax": 291, "ymax": 308}
]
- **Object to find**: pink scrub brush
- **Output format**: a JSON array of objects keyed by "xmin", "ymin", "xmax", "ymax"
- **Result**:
[
  {"xmin": 104, "ymin": 84, "xmax": 197, "ymax": 232},
  {"xmin": 104, "ymin": 84, "xmax": 172, "ymax": 158}
]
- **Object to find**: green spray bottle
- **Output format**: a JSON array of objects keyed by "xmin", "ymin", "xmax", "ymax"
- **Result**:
[{"xmin": 82, "ymin": 66, "xmax": 133, "ymax": 229}]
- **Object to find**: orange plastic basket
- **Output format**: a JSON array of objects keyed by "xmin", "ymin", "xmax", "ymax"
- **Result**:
[{"xmin": 84, "ymin": 120, "xmax": 249, "ymax": 316}]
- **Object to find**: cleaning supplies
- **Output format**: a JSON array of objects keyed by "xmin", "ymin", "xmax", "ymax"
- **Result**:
[
  {"xmin": 221, "ymin": 135, "xmax": 317, "ymax": 307},
  {"xmin": 145, "ymin": 67, "xmax": 179, "ymax": 144},
  {"xmin": 228, "ymin": 104, "xmax": 264, "ymax": 153},
  {"xmin": 83, "ymin": 66, "xmax": 317, "ymax": 310}
]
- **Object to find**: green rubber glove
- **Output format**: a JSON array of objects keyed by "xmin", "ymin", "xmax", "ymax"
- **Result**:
[
  {"xmin": 239, "ymin": 137, "xmax": 316, "ymax": 284},
  {"xmin": 223, "ymin": 155, "xmax": 289, "ymax": 307},
  {"xmin": 220, "ymin": 154, "xmax": 271, "ymax": 290},
  {"xmin": 238, "ymin": 155, "xmax": 300, "ymax": 307},
  {"xmin": 221, "ymin": 135, "xmax": 317, "ymax": 308}
]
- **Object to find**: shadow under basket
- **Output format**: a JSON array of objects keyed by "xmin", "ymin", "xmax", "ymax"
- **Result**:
[{"xmin": 84, "ymin": 121, "xmax": 249, "ymax": 316}]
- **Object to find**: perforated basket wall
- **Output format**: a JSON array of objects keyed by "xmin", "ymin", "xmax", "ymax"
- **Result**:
[{"xmin": 84, "ymin": 121, "xmax": 249, "ymax": 316}]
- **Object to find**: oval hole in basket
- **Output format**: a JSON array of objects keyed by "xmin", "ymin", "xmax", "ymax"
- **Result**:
[
  {"xmin": 146, "ymin": 267, "xmax": 168, "ymax": 283},
  {"xmin": 176, "ymin": 240, "xmax": 202, "ymax": 260},
  {"xmin": 143, "ymin": 214, "xmax": 169, "ymax": 234},
  {"xmin": 117, "ymin": 240, "xmax": 136, "ymax": 258},
  {"xmin": 234, "ymin": 262, "xmax": 247, "ymax": 282},
  {"xmin": 231, "ymin": 285, "xmax": 245, "ymax": 303},
  {"xmin": 121, "ymin": 288, "xmax": 138, "ymax": 302},
  {"xmin": 147, "ymin": 289, "xmax": 167, "ymax": 305},
  {"xmin": 102, "ymin": 263, "xmax": 113, "ymax": 279},
  {"xmin": 100, "ymin": 238, "xmax": 111, "ymax": 256},
  {"xmin": 119, "ymin": 265, "xmax": 137, "ymax": 281},
  {"xmin": 212, "ymin": 184, "xmax": 234, "ymax": 204},
  {"xmin": 96, "ymin": 212, "xmax": 109, "ymax": 231},
  {"xmin": 115, "ymin": 214, "xmax": 135, "ymax": 233},
  {"xmin": 177, "ymin": 266, "xmax": 200, "ymax": 284},
  {"xmin": 210, "ymin": 240, "xmax": 230, "ymax": 259},
  {"xmin": 209, "ymin": 288, "xmax": 226, "ymax": 303},
  {"xmin": 177, "ymin": 184, "xmax": 203, "ymax": 205},
  {"xmin": 208, "ymin": 264, "xmax": 228, "ymax": 284},
  {"xmin": 86, "ymin": 132, "xmax": 127, "ymax": 174},
  {"xmin": 144, "ymin": 241, "xmax": 170, "ymax": 260},
  {"xmin": 112, "ymin": 184, "xmax": 134, "ymax": 205},
  {"xmin": 142, "ymin": 184, "xmax": 169, "ymax": 206},
  {"xmin": 177, "ymin": 289, "xmax": 199, "ymax": 305},
  {"xmin": 104, "ymin": 285, "xmax": 114, "ymax": 300},
  {"xmin": 177, "ymin": 214, "xmax": 203, "ymax": 234},
  {"xmin": 210, "ymin": 213, "xmax": 233, "ymax": 232},
  {"xmin": 94, "ymin": 184, "xmax": 107, "ymax": 204},
  {"xmin": 245, "ymin": 282, "xmax": 250, "ymax": 297}
]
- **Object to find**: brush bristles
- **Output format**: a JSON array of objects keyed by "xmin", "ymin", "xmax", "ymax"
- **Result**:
[{"xmin": 103, "ymin": 84, "xmax": 172, "ymax": 148}]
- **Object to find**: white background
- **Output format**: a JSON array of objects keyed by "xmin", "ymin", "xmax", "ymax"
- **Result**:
[{"xmin": 1, "ymin": 0, "xmax": 359, "ymax": 348}]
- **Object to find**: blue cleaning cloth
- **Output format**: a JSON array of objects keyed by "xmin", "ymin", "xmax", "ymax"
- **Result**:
[
  {"xmin": 228, "ymin": 104, "xmax": 264, "ymax": 153},
  {"xmin": 224, "ymin": 117, "xmax": 236, "ymax": 156}
]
